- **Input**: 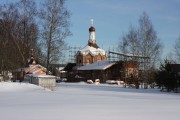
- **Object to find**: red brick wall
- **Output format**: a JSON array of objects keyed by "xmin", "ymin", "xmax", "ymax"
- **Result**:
[{"xmin": 76, "ymin": 53, "xmax": 107, "ymax": 66}]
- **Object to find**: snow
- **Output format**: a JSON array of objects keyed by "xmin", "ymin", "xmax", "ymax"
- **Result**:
[
  {"xmin": 79, "ymin": 45, "xmax": 106, "ymax": 56},
  {"xmin": 0, "ymin": 82, "xmax": 43, "ymax": 92},
  {"xmin": 31, "ymin": 74, "xmax": 56, "ymax": 78},
  {"xmin": 78, "ymin": 60, "xmax": 115, "ymax": 70},
  {"xmin": 0, "ymin": 81, "xmax": 180, "ymax": 120}
]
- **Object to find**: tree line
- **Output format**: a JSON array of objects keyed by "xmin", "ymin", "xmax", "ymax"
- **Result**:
[{"xmin": 0, "ymin": 0, "xmax": 71, "ymax": 73}]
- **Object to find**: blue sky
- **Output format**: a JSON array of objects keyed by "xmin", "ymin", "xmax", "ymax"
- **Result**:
[
  {"xmin": 65, "ymin": 0, "xmax": 180, "ymax": 59},
  {"xmin": 1, "ymin": 0, "xmax": 180, "ymax": 59}
]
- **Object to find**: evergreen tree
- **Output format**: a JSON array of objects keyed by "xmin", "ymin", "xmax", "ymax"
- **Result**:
[{"xmin": 156, "ymin": 59, "xmax": 177, "ymax": 92}]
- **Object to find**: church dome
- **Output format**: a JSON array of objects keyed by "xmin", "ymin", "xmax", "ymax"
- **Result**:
[{"xmin": 89, "ymin": 26, "xmax": 95, "ymax": 32}]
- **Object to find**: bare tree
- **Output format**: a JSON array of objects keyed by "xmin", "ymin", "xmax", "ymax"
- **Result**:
[
  {"xmin": 118, "ymin": 12, "xmax": 162, "ymax": 88},
  {"xmin": 0, "ymin": 3, "xmax": 23, "ymax": 70},
  {"xmin": 39, "ymin": 0, "xmax": 71, "ymax": 72},
  {"xmin": 118, "ymin": 26, "xmax": 140, "ymax": 87},
  {"xmin": 16, "ymin": 0, "xmax": 39, "ymax": 65},
  {"xmin": 119, "ymin": 25, "xmax": 140, "ymax": 56},
  {"xmin": 138, "ymin": 12, "xmax": 162, "ymax": 68},
  {"xmin": 174, "ymin": 35, "xmax": 180, "ymax": 63},
  {"xmin": 0, "ymin": 0, "xmax": 41, "ymax": 73},
  {"xmin": 119, "ymin": 13, "xmax": 162, "ymax": 67},
  {"xmin": 138, "ymin": 12, "xmax": 162, "ymax": 87}
]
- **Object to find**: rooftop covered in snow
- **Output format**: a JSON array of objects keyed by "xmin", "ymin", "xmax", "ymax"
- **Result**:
[
  {"xmin": 77, "ymin": 60, "xmax": 115, "ymax": 70},
  {"xmin": 79, "ymin": 45, "xmax": 106, "ymax": 56}
]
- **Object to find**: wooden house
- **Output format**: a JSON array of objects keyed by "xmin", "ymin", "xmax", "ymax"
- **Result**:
[
  {"xmin": 75, "ymin": 60, "xmax": 139, "ymax": 83},
  {"xmin": 13, "ymin": 53, "xmax": 47, "ymax": 81},
  {"xmin": 25, "ymin": 64, "xmax": 47, "ymax": 75},
  {"xmin": 76, "ymin": 61, "xmax": 123, "ymax": 83}
]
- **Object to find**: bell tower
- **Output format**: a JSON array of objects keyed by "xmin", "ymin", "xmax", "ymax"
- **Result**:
[{"xmin": 88, "ymin": 19, "xmax": 96, "ymax": 44}]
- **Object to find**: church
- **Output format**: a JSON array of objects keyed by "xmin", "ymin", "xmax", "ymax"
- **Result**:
[
  {"xmin": 76, "ymin": 19, "xmax": 107, "ymax": 66},
  {"xmin": 66, "ymin": 20, "xmax": 140, "ymax": 83}
]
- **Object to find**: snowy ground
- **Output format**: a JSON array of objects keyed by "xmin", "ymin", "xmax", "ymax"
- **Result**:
[{"xmin": 0, "ymin": 81, "xmax": 180, "ymax": 120}]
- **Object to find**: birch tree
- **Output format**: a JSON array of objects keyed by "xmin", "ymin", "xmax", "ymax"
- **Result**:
[
  {"xmin": 118, "ymin": 12, "xmax": 162, "ymax": 88},
  {"xmin": 119, "ymin": 13, "xmax": 162, "ymax": 64},
  {"xmin": 138, "ymin": 12, "xmax": 161, "ymax": 68},
  {"xmin": 39, "ymin": 0, "xmax": 71, "ymax": 71},
  {"xmin": 119, "ymin": 26, "xmax": 139, "ymax": 56},
  {"xmin": 138, "ymin": 12, "xmax": 162, "ymax": 87}
]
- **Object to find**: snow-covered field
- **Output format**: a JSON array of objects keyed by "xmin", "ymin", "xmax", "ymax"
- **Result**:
[{"xmin": 0, "ymin": 81, "xmax": 180, "ymax": 120}]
